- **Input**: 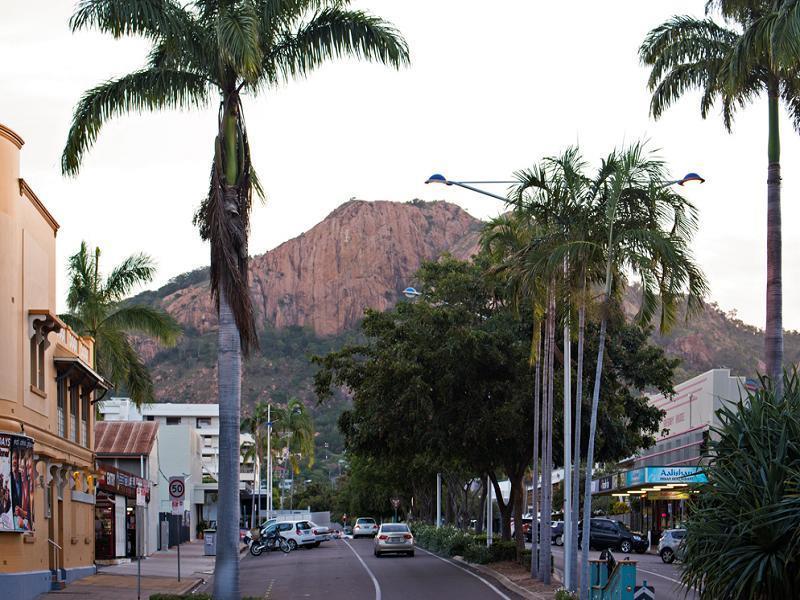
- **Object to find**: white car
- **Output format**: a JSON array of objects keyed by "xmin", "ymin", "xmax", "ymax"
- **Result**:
[
  {"xmin": 263, "ymin": 519, "xmax": 316, "ymax": 550},
  {"xmin": 309, "ymin": 521, "xmax": 331, "ymax": 546},
  {"xmin": 353, "ymin": 517, "xmax": 379, "ymax": 538}
]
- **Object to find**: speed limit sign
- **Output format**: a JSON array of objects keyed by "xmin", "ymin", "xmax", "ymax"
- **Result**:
[{"xmin": 169, "ymin": 476, "xmax": 185, "ymax": 501}]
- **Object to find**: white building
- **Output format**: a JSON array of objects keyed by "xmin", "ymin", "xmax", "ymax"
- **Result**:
[
  {"xmin": 99, "ymin": 399, "xmax": 257, "ymax": 534},
  {"xmin": 638, "ymin": 368, "xmax": 753, "ymax": 467}
]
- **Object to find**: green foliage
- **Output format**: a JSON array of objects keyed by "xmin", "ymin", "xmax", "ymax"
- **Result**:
[
  {"xmin": 681, "ymin": 371, "xmax": 800, "ymax": 599},
  {"xmin": 61, "ymin": 242, "xmax": 181, "ymax": 406},
  {"xmin": 463, "ymin": 543, "xmax": 492, "ymax": 564},
  {"xmin": 488, "ymin": 540, "xmax": 518, "ymax": 563},
  {"xmin": 554, "ymin": 589, "xmax": 579, "ymax": 600}
]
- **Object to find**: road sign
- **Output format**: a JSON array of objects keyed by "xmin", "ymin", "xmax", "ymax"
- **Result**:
[
  {"xmin": 171, "ymin": 500, "xmax": 184, "ymax": 515},
  {"xmin": 390, "ymin": 497, "xmax": 400, "ymax": 509},
  {"xmin": 169, "ymin": 476, "xmax": 185, "ymax": 501},
  {"xmin": 634, "ymin": 583, "xmax": 656, "ymax": 600}
]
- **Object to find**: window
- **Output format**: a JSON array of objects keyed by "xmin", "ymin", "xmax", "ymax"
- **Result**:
[
  {"xmin": 29, "ymin": 334, "xmax": 46, "ymax": 392},
  {"xmin": 69, "ymin": 384, "xmax": 79, "ymax": 442},
  {"xmin": 196, "ymin": 418, "xmax": 212, "ymax": 429},
  {"xmin": 381, "ymin": 524, "xmax": 409, "ymax": 533},
  {"xmin": 145, "ymin": 415, "xmax": 154, "ymax": 421},
  {"xmin": 81, "ymin": 389, "xmax": 90, "ymax": 447},
  {"xmin": 166, "ymin": 417, "xmax": 181, "ymax": 425},
  {"xmin": 57, "ymin": 379, "xmax": 65, "ymax": 437}
]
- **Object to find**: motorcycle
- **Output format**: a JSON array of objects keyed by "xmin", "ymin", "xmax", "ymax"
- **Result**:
[{"xmin": 249, "ymin": 529, "xmax": 291, "ymax": 556}]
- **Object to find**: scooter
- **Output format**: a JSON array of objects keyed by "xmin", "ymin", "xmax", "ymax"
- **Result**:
[{"xmin": 249, "ymin": 529, "xmax": 291, "ymax": 556}]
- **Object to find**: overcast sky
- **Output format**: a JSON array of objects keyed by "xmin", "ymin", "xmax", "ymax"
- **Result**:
[{"xmin": 2, "ymin": 1, "xmax": 799, "ymax": 331}]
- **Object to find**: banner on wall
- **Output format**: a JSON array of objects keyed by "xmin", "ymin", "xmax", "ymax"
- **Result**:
[{"xmin": 0, "ymin": 433, "xmax": 35, "ymax": 532}]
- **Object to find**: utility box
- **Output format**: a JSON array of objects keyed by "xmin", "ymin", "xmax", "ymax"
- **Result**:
[{"xmin": 204, "ymin": 530, "xmax": 216, "ymax": 556}]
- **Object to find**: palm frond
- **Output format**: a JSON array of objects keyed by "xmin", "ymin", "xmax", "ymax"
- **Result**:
[
  {"xmin": 62, "ymin": 68, "xmax": 211, "ymax": 176},
  {"xmin": 101, "ymin": 305, "xmax": 181, "ymax": 346},
  {"xmin": 265, "ymin": 8, "xmax": 408, "ymax": 85},
  {"xmin": 103, "ymin": 252, "xmax": 158, "ymax": 302},
  {"xmin": 70, "ymin": 0, "xmax": 190, "ymax": 39}
]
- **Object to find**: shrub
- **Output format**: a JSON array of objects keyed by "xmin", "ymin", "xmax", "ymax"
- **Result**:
[
  {"xmin": 463, "ymin": 543, "xmax": 491, "ymax": 564},
  {"xmin": 554, "ymin": 588, "xmax": 579, "ymax": 600},
  {"xmin": 488, "ymin": 540, "xmax": 517, "ymax": 563},
  {"xmin": 682, "ymin": 372, "xmax": 800, "ymax": 599}
]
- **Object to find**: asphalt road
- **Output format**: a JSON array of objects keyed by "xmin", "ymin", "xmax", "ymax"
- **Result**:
[
  {"xmin": 549, "ymin": 546, "xmax": 697, "ymax": 600},
  {"xmin": 239, "ymin": 537, "xmax": 524, "ymax": 600}
]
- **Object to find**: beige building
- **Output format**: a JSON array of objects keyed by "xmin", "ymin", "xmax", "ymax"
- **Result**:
[{"xmin": 0, "ymin": 123, "xmax": 109, "ymax": 598}]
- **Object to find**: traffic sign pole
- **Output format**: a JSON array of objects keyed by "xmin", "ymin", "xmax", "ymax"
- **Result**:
[{"xmin": 168, "ymin": 477, "xmax": 186, "ymax": 582}]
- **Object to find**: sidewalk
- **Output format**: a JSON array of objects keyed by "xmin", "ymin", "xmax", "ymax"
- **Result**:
[{"xmin": 39, "ymin": 540, "xmax": 212, "ymax": 600}]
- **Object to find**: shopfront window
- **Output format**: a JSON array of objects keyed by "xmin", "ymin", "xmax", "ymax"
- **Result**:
[
  {"xmin": 69, "ymin": 384, "xmax": 79, "ymax": 442},
  {"xmin": 57, "ymin": 379, "xmax": 65, "ymax": 437}
]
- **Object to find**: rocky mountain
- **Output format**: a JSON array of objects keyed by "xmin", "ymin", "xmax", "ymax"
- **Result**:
[{"xmin": 154, "ymin": 199, "xmax": 482, "ymax": 340}]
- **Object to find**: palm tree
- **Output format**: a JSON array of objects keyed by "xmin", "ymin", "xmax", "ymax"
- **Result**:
[
  {"xmin": 60, "ymin": 242, "xmax": 180, "ymax": 406},
  {"xmin": 578, "ymin": 143, "xmax": 707, "ymax": 599},
  {"xmin": 640, "ymin": 0, "xmax": 800, "ymax": 398},
  {"xmin": 61, "ymin": 3, "xmax": 407, "ymax": 596},
  {"xmin": 272, "ymin": 398, "xmax": 315, "ymax": 475},
  {"xmin": 240, "ymin": 400, "xmax": 271, "ymax": 527}
]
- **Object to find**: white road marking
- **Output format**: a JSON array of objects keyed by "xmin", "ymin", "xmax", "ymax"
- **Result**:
[
  {"xmin": 342, "ymin": 538, "xmax": 382, "ymax": 600},
  {"xmin": 638, "ymin": 567, "xmax": 682, "ymax": 585},
  {"xmin": 418, "ymin": 548, "xmax": 513, "ymax": 600}
]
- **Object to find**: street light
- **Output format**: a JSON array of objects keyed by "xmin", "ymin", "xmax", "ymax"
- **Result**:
[
  {"xmin": 425, "ymin": 173, "xmax": 515, "ymax": 202},
  {"xmin": 663, "ymin": 172, "xmax": 705, "ymax": 188},
  {"xmin": 403, "ymin": 286, "xmax": 422, "ymax": 299}
]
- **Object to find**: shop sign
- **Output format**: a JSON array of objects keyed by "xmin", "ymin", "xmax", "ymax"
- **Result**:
[
  {"xmin": 625, "ymin": 468, "xmax": 646, "ymax": 487},
  {"xmin": 647, "ymin": 491, "xmax": 690, "ymax": 500},
  {"xmin": 0, "ymin": 433, "xmax": 35, "ymax": 532},
  {"xmin": 598, "ymin": 476, "xmax": 613, "ymax": 492},
  {"xmin": 97, "ymin": 465, "xmax": 149, "ymax": 501},
  {"xmin": 645, "ymin": 466, "xmax": 707, "ymax": 485}
]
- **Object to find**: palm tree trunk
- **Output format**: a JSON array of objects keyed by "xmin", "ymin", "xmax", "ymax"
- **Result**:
[
  {"xmin": 581, "ymin": 310, "xmax": 609, "ymax": 599},
  {"xmin": 213, "ymin": 99, "xmax": 243, "ymax": 600},
  {"xmin": 213, "ymin": 291, "xmax": 242, "ymax": 600},
  {"xmin": 541, "ymin": 288, "xmax": 555, "ymax": 585},
  {"xmin": 538, "ymin": 306, "xmax": 551, "ymax": 580},
  {"xmin": 530, "ymin": 327, "xmax": 542, "ymax": 578},
  {"xmin": 570, "ymin": 280, "xmax": 586, "ymax": 591},
  {"xmin": 766, "ymin": 81, "xmax": 783, "ymax": 399}
]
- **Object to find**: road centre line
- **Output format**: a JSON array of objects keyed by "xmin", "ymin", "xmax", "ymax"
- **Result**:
[
  {"xmin": 342, "ymin": 538, "xmax": 382, "ymax": 600},
  {"xmin": 638, "ymin": 567, "xmax": 683, "ymax": 585},
  {"xmin": 418, "ymin": 548, "xmax": 513, "ymax": 600}
]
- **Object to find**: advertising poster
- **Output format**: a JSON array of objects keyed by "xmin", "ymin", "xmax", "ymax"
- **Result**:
[
  {"xmin": 7, "ymin": 434, "xmax": 35, "ymax": 532},
  {"xmin": 0, "ymin": 434, "xmax": 12, "ymax": 531}
]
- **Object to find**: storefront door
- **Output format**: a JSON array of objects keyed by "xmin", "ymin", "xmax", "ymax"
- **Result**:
[{"xmin": 94, "ymin": 493, "xmax": 115, "ymax": 560}]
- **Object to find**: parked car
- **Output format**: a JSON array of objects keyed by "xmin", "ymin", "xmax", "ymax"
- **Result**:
[
  {"xmin": 578, "ymin": 518, "xmax": 648, "ymax": 554},
  {"xmin": 373, "ymin": 523, "xmax": 415, "ymax": 557},
  {"xmin": 309, "ymin": 521, "xmax": 331, "ymax": 546},
  {"xmin": 658, "ymin": 528, "xmax": 687, "ymax": 564},
  {"xmin": 353, "ymin": 517, "xmax": 379, "ymax": 538},
  {"xmin": 523, "ymin": 520, "xmax": 564, "ymax": 545},
  {"xmin": 261, "ymin": 520, "xmax": 316, "ymax": 550}
]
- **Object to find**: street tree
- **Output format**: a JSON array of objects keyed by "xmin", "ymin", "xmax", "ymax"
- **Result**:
[{"xmin": 61, "ymin": 2, "xmax": 408, "ymax": 597}]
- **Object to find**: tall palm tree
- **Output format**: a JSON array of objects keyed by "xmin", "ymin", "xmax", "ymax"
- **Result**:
[
  {"xmin": 240, "ymin": 400, "xmax": 271, "ymax": 526},
  {"xmin": 577, "ymin": 143, "xmax": 707, "ymax": 599},
  {"xmin": 640, "ymin": 0, "xmax": 800, "ymax": 398},
  {"xmin": 61, "ymin": 3, "xmax": 407, "ymax": 596},
  {"xmin": 61, "ymin": 242, "xmax": 180, "ymax": 406},
  {"xmin": 272, "ymin": 398, "xmax": 315, "ymax": 475}
]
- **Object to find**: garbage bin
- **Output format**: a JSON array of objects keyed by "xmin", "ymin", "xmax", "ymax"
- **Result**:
[{"xmin": 204, "ymin": 530, "xmax": 216, "ymax": 556}]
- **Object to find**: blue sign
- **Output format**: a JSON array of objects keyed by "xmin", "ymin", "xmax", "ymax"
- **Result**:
[{"xmin": 645, "ymin": 466, "xmax": 706, "ymax": 484}]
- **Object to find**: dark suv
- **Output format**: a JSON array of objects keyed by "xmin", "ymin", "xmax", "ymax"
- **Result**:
[{"xmin": 578, "ymin": 518, "xmax": 648, "ymax": 554}]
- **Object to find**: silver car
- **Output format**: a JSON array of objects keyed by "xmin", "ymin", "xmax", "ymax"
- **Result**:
[
  {"xmin": 373, "ymin": 523, "xmax": 415, "ymax": 557},
  {"xmin": 658, "ymin": 528, "xmax": 687, "ymax": 563}
]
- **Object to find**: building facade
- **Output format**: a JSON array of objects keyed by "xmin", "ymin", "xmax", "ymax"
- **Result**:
[
  {"xmin": 94, "ymin": 421, "xmax": 159, "ymax": 558},
  {"xmin": 0, "ymin": 123, "xmax": 109, "ymax": 598},
  {"xmin": 591, "ymin": 368, "xmax": 752, "ymax": 540}
]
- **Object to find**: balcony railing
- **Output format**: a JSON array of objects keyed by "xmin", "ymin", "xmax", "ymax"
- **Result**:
[{"xmin": 56, "ymin": 327, "xmax": 93, "ymax": 367}]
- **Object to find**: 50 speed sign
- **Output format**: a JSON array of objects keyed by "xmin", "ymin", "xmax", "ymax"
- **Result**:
[{"xmin": 169, "ymin": 476, "xmax": 185, "ymax": 501}]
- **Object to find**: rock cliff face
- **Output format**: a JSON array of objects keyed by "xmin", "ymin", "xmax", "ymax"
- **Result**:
[{"xmin": 159, "ymin": 200, "xmax": 482, "ymax": 336}]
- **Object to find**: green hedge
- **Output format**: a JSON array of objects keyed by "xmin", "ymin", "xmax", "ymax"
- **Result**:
[{"xmin": 411, "ymin": 524, "xmax": 520, "ymax": 565}]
